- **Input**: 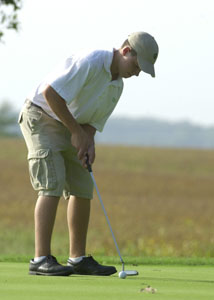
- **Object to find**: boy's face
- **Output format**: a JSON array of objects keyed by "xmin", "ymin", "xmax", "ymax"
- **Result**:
[{"xmin": 119, "ymin": 47, "xmax": 141, "ymax": 78}]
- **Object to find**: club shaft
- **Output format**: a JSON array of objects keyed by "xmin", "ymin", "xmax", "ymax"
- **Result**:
[{"xmin": 89, "ymin": 171, "xmax": 124, "ymax": 267}]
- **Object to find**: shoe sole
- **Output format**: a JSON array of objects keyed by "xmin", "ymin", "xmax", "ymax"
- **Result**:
[
  {"xmin": 71, "ymin": 269, "xmax": 117, "ymax": 276},
  {"xmin": 29, "ymin": 270, "xmax": 73, "ymax": 276}
]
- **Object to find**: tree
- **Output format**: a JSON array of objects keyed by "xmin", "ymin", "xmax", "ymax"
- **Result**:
[
  {"xmin": 0, "ymin": 0, "xmax": 22, "ymax": 42},
  {"xmin": 0, "ymin": 101, "xmax": 20, "ymax": 136}
]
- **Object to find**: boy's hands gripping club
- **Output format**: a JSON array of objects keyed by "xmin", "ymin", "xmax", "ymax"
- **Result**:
[{"xmin": 71, "ymin": 124, "xmax": 95, "ymax": 169}]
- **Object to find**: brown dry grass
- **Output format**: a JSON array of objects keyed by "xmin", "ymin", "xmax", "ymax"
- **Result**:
[{"xmin": 1, "ymin": 138, "xmax": 214, "ymax": 257}]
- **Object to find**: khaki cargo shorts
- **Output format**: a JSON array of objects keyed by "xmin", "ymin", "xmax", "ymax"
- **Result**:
[{"xmin": 18, "ymin": 101, "xmax": 93, "ymax": 200}]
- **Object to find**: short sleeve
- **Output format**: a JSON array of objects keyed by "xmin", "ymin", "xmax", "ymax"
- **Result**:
[{"xmin": 47, "ymin": 56, "xmax": 90, "ymax": 104}]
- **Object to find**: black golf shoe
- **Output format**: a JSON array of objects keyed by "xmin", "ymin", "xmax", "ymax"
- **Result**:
[
  {"xmin": 29, "ymin": 255, "xmax": 74, "ymax": 276},
  {"xmin": 67, "ymin": 255, "xmax": 117, "ymax": 276}
]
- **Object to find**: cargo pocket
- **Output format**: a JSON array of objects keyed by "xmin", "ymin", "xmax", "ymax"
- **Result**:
[{"xmin": 28, "ymin": 149, "xmax": 57, "ymax": 191}]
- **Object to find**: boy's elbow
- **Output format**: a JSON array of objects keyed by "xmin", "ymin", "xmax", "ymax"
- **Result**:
[
  {"xmin": 42, "ymin": 85, "xmax": 51, "ymax": 100},
  {"xmin": 42, "ymin": 85, "xmax": 66, "ymax": 106}
]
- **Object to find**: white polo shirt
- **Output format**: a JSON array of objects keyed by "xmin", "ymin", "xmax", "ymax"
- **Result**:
[{"xmin": 28, "ymin": 49, "xmax": 124, "ymax": 132}]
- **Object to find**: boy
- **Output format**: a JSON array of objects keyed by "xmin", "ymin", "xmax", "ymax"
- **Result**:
[{"xmin": 19, "ymin": 31, "xmax": 159, "ymax": 276}]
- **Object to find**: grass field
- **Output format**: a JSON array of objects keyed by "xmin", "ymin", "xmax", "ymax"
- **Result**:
[
  {"xmin": 1, "ymin": 138, "xmax": 214, "ymax": 299},
  {"xmin": 1, "ymin": 261, "xmax": 214, "ymax": 300},
  {"xmin": 1, "ymin": 138, "xmax": 214, "ymax": 259}
]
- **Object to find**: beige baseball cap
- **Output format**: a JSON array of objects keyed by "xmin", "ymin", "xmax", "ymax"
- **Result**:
[{"xmin": 128, "ymin": 31, "xmax": 159, "ymax": 77}]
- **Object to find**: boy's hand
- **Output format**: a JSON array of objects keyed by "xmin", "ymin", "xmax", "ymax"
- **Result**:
[
  {"xmin": 81, "ymin": 124, "xmax": 96, "ymax": 168},
  {"xmin": 71, "ymin": 127, "xmax": 90, "ymax": 160},
  {"xmin": 84, "ymin": 143, "xmax": 95, "ymax": 168},
  {"xmin": 71, "ymin": 124, "xmax": 96, "ymax": 168}
]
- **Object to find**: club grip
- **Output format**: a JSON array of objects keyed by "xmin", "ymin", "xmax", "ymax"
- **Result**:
[{"xmin": 86, "ymin": 154, "xmax": 92, "ymax": 172}]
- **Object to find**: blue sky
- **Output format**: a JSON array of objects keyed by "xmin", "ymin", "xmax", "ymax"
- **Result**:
[{"xmin": 1, "ymin": 0, "xmax": 214, "ymax": 125}]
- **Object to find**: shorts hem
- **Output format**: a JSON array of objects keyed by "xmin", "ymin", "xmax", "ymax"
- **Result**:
[
  {"xmin": 38, "ymin": 191, "xmax": 62, "ymax": 198},
  {"xmin": 64, "ymin": 191, "xmax": 93, "ymax": 201},
  {"xmin": 38, "ymin": 190, "xmax": 93, "ymax": 200}
]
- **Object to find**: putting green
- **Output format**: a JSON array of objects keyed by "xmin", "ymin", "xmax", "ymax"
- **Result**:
[{"xmin": 1, "ymin": 262, "xmax": 214, "ymax": 300}]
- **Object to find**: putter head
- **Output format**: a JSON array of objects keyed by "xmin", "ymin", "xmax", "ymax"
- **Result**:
[
  {"xmin": 122, "ymin": 263, "xmax": 138, "ymax": 276},
  {"xmin": 124, "ymin": 270, "xmax": 139, "ymax": 276}
]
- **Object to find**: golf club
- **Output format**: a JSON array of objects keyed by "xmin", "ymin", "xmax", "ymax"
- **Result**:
[{"xmin": 86, "ymin": 155, "xmax": 138, "ymax": 277}]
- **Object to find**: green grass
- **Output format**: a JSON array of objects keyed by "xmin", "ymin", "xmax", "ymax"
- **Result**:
[
  {"xmin": 1, "ymin": 262, "xmax": 214, "ymax": 300},
  {"xmin": 1, "ymin": 139, "xmax": 214, "ymax": 298}
]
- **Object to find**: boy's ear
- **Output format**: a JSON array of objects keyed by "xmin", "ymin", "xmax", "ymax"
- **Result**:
[{"xmin": 122, "ymin": 46, "xmax": 131, "ymax": 56}]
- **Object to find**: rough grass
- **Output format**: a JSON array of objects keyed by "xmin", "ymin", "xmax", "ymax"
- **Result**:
[{"xmin": 1, "ymin": 138, "xmax": 214, "ymax": 258}]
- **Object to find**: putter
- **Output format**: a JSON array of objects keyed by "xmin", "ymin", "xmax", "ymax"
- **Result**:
[{"xmin": 86, "ymin": 155, "xmax": 138, "ymax": 276}]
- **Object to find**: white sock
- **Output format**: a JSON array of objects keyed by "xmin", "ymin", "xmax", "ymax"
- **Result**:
[
  {"xmin": 34, "ymin": 256, "xmax": 46, "ymax": 263},
  {"xmin": 69, "ymin": 256, "xmax": 86, "ymax": 264}
]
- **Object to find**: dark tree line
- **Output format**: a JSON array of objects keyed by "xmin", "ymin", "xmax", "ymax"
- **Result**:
[{"xmin": 0, "ymin": 101, "xmax": 20, "ymax": 136}]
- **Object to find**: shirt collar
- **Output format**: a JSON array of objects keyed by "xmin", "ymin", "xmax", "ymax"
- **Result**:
[
  {"xmin": 104, "ymin": 49, "xmax": 123, "ymax": 86},
  {"xmin": 103, "ymin": 48, "xmax": 114, "ymax": 74}
]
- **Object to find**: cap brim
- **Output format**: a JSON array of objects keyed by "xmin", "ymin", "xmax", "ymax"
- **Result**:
[{"xmin": 137, "ymin": 56, "xmax": 155, "ymax": 78}]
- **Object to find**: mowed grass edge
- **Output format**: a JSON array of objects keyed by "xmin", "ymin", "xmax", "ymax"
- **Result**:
[{"xmin": 1, "ymin": 255, "xmax": 214, "ymax": 266}]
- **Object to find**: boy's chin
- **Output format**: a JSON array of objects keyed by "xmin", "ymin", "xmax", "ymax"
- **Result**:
[{"xmin": 123, "ymin": 73, "xmax": 132, "ymax": 79}]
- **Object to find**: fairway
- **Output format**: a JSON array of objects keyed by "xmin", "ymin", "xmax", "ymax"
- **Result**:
[{"xmin": 1, "ymin": 262, "xmax": 214, "ymax": 300}]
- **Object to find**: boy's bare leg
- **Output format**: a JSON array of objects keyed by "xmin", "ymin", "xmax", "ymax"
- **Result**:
[
  {"xmin": 34, "ymin": 196, "xmax": 60, "ymax": 257},
  {"xmin": 67, "ymin": 196, "xmax": 91, "ymax": 257},
  {"xmin": 66, "ymin": 195, "xmax": 117, "ymax": 276}
]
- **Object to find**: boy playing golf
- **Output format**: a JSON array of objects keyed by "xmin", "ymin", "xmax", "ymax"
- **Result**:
[{"xmin": 19, "ymin": 31, "xmax": 159, "ymax": 276}]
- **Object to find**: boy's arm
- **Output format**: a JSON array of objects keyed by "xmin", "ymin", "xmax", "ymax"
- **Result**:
[{"xmin": 42, "ymin": 85, "xmax": 96, "ymax": 166}]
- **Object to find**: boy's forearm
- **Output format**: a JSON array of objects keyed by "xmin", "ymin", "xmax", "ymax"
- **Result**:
[
  {"xmin": 42, "ymin": 85, "xmax": 96, "ymax": 165},
  {"xmin": 42, "ymin": 85, "xmax": 81, "ymax": 134}
]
